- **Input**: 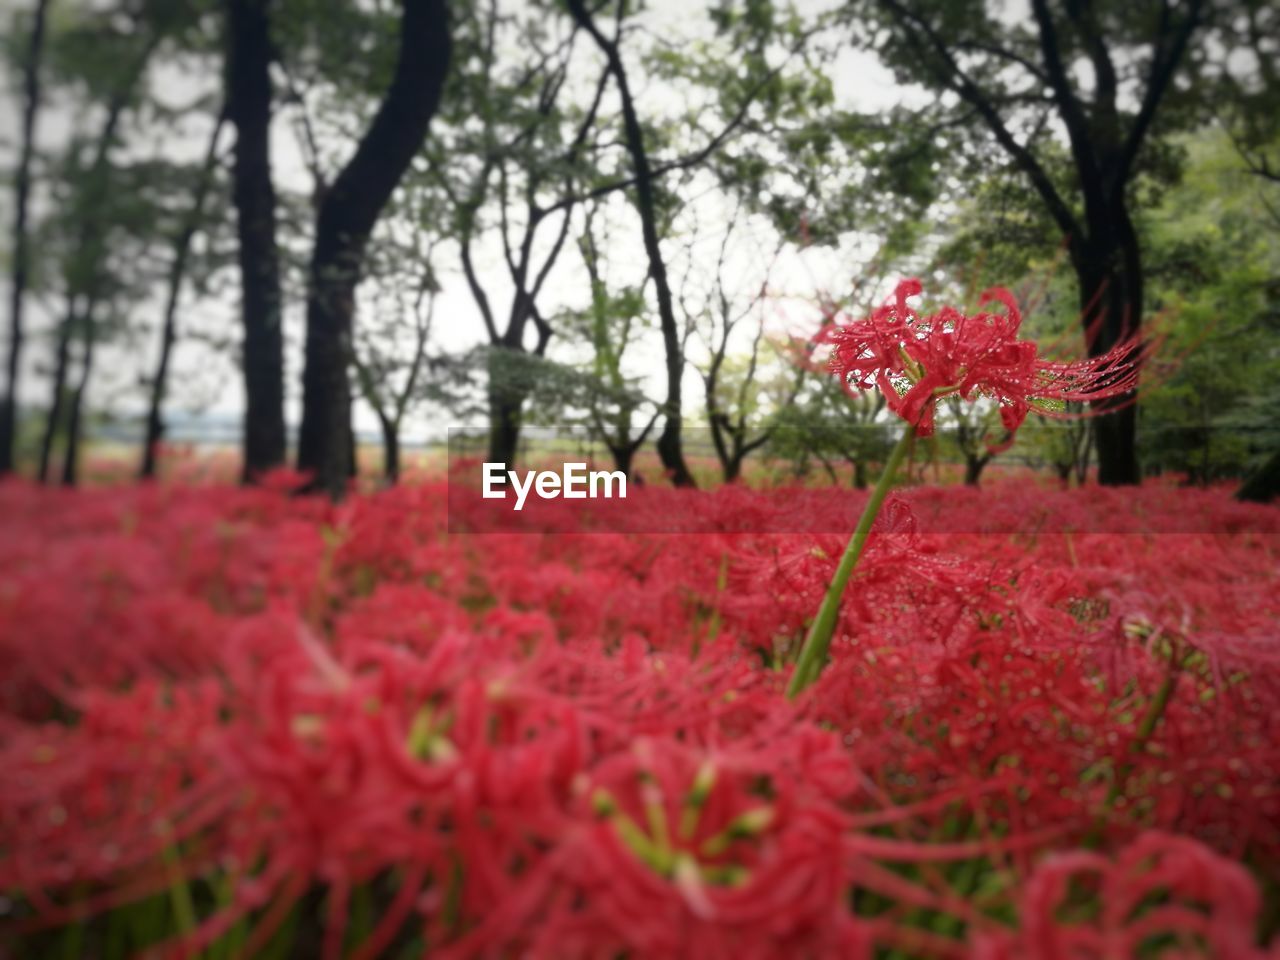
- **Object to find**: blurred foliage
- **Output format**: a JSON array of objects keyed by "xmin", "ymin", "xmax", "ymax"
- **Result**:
[
  {"xmin": 3, "ymin": 0, "xmax": 1279, "ymax": 488},
  {"xmin": 768, "ymin": 373, "xmax": 892, "ymax": 488},
  {"xmin": 933, "ymin": 127, "xmax": 1280, "ymax": 484},
  {"xmin": 1138, "ymin": 131, "xmax": 1280, "ymax": 482}
]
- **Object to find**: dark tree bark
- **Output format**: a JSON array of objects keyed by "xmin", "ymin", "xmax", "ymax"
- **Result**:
[
  {"xmin": 37, "ymin": 302, "xmax": 75, "ymax": 484},
  {"xmin": 567, "ymin": 0, "xmax": 695, "ymax": 487},
  {"xmin": 576, "ymin": 206, "xmax": 657, "ymax": 479},
  {"xmin": 720, "ymin": 444, "xmax": 744, "ymax": 484},
  {"xmin": 850, "ymin": 457, "xmax": 867, "ymax": 490},
  {"xmin": 1030, "ymin": 0, "xmax": 1196, "ymax": 484},
  {"xmin": 352, "ymin": 267, "xmax": 433, "ymax": 488},
  {"xmin": 601, "ymin": 411, "xmax": 657, "ymax": 478},
  {"xmin": 1237, "ymin": 449, "xmax": 1280, "ymax": 504},
  {"xmin": 1, "ymin": 0, "xmax": 51, "ymax": 476},
  {"xmin": 708, "ymin": 410, "xmax": 772, "ymax": 485},
  {"xmin": 141, "ymin": 111, "xmax": 227, "ymax": 479},
  {"xmin": 1070, "ymin": 218, "xmax": 1144, "ymax": 484},
  {"xmin": 963, "ymin": 455, "xmax": 988, "ymax": 487},
  {"xmin": 296, "ymin": 0, "xmax": 451, "ymax": 499},
  {"xmin": 378, "ymin": 413, "xmax": 400, "ymax": 484},
  {"xmin": 226, "ymin": 0, "xmax": 286, "ymax": 482},
  {"xmin": 609, "ymin": 441, "xmax": 635, "ymax": 479},
  {"xmin": 950, "ymin": 399, "xmax": 997, "ymax": 488},
  {"xmin": 452, "ymin": 61, "xmax": 605, "ymax": 469},
  {"xmin": 487, "ymin": 386, "xmax": 523, "ymax": 468},
  {"xmin": 347, "ymin": 412, "xmax": 358, "ymax": 480},
  {"xmin": 61, "ymin": 305, "xmax": 98, "ymax": 486}
]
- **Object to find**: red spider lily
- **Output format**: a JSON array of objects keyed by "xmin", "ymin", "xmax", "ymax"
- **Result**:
[
  {"xmin": 975, "ymin": 831, "xmax": 1273, "ymax": 959},
  {"xmin": 822, "ymin": 279, "xmax": 1151, "ymax": 436},
  {"xmin": 1, "ymin": 477, "xmax": 1277, "ymax": 957}
]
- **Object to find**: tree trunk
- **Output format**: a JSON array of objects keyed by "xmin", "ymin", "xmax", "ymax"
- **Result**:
[
  {"xmin": 36, "ymin": 27, "xmax": 150, "ymax": 485},
  {"xmin": 379, "ymin": 414, "xmax": 400, "ymax": 484},
  {"xmin": 1, "ymin": 0, "xmax": 51, "ymax": 476},
  {"xmin": 297, "ymin": 0, "xmax": 451, "ymax": 499},
  {"xmin": 347, "ymin": 411, "xmax": 358, "ymax": 480},
  {"xmin": 487, "ymin": 385, "xmax": 522, "ymax": 467},
  {"xmin": 852, "ymin": 458, "xmax": 867, "ymax": 490},
  {"xmin": 1237, "ymin": 449, "xmax": 1280, "ymax": 504},
  {"xmin": 226, "ymin": 0, "xmax": 286, "ymax": 482},
  {"xmin": 708, "ymin": 412, "xmax": 732, "ymax": 483},
  {"xmin": 485, "ymin": 340, "xmax": 529, "ymax": 465},
  {"xmin": 1074, "ymin": 420, "xmax": 1093, "ymax": 487},
  {"xmin": 1074, "ymin": 216, "xmax": 1143, "ymax": 486},
  {"xmin": 566, "ymin": 0, "xmax": 695, "ymax": 488},
  {"xmin": 37, "ymin": 307, "xmax": 73, "ymax": 485},
  {"xmin": 141, "ymin": 111, "xmax": 226, "ymax": 480},
  {"xmin": 61, "ymin": 309, "xmax": 97, "ymax": 487},
  {"xmin": 964, "ymin": 456, "xmax": 986, "ymax": 487},
  {"xmin": 608, "ymin": 442, "xmax": 634, "ymax": 478},
  {"xmin": 1091, "ymin": 391, "xmax": 1138, "ymax": 484}
]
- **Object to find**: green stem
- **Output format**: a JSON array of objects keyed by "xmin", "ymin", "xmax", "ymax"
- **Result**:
[
  {"xmin": 787, "ymin": 425, "xmax": 915, "ymax": 699},
  {"xmin": 1085, "ymin": 660, "xmax": 1181, "ymax": 847},
  {"xmin": 162, "ymin": 840, "xmax": 197, "ymax": 937}
]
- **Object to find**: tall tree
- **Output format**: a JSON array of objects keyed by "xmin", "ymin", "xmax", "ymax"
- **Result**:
[
  {"xmin": 1216, "ymin": 1, "xmax": 1280, "ymax": 501},
  {"xmin": 37, "ymin": 12, "xmax": 163, "ymax": 485},
  {"xmin": 351, "ymin": 234, "xmax": 438, "ymax": 485},
  {"xmin": 568, "ymin": 202, "xmax": 658, "ymax": 477},
  {"xmin": 418, "ymin": 0, "xmax": 609, "ymax": 467},
  {"xmin": 430, "ymin": 0, "xmax": 805, "ymax": 471},
  {"xmin": 853, "ymin": 0, "xmax": 1209, "ymax": 484},
  {"xmin": 566, "ymin": 0, "xmax": 697, "ymax": 486},
  {"xmin": 140, "ymin": 110, "xmax": 227, "ymax": 479},
  {"xmin": 0, "ymin": 0, "xmax": 52, "ymax": 476},
  {"xmin": 687, "ymin": 205, "xmax": 790, "ymax": 484},
  {"xmin": 295, "ymin": 0, "xmax": 451, "ymax": 498},
  {"xmin": 226, "ymin": 0, "xmax": 286, "ymax": 481}
]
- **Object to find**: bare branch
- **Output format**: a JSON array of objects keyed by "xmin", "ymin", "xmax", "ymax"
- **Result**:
[
  {"xmin": 1113, "ymin": 0, "xmax": 1205, "ymax": 193},
  {"xmin": 1029, "ymin": 0, "xmax": 1103, "ymax": 208},
  {"xmin": 877, "ymin": 0, "xmax": 1081, "ymax": 240}
]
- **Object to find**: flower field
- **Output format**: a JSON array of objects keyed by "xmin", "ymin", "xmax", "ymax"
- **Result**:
[{"xmin": 1, "ymin": 474, "xmax": 1278, "ymax": 958}]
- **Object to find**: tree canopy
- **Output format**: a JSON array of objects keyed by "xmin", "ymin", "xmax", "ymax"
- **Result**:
[{"xmin": 0, "ymin": 0, "xmax": 1276, "ymax": 498}]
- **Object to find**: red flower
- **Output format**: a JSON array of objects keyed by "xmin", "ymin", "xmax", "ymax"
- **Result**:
[
  {"xmin": 823, "ymin": 279, "xmax": 1148, "ymax": 436},
  {"xmin": 976, "ymin": 831, "xmax": 1272, "ymax": 959}
]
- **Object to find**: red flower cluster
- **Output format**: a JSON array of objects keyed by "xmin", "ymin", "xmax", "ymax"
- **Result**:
[
  {"xmin": 0, "ymin": 475, "xmax": 1277, "ymax": 957},
  {"xmin": 976, "ymin": 832, "xmax": 1271, "ymax": 959},
  {"xmin": 822, "ymin": 279, "xmax": 1149, "ymax": 436}
]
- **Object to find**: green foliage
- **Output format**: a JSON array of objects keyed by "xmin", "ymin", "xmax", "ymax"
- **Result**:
[
  {"xmin": 481, "ymin": 345, "xmax": 647, "ymax": 431},
  {"xmin": 661, "ymin": 1, "xmax": 942, "ymax": 254},
  {"xmin": 1137, "ymin": 130, "xmax": 1280, "ymax": 481},
  {"xmin": 768, "ymin": 374, "xmax": 892, "ymax": 486},
  {"xmin": 935, "ymin": 125, "xmax": 1280, "ymax": 484},
  {"xmin": 8, "ymin": 0, "xmax": 1279, "ymax": 488},
  {"xmin": 555, "ymin": 250, "xmax": 656, "ymax": 449},
  {"xmin": 841, "ymin": 0, "xmax": 1212, "ymax": 213}
]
